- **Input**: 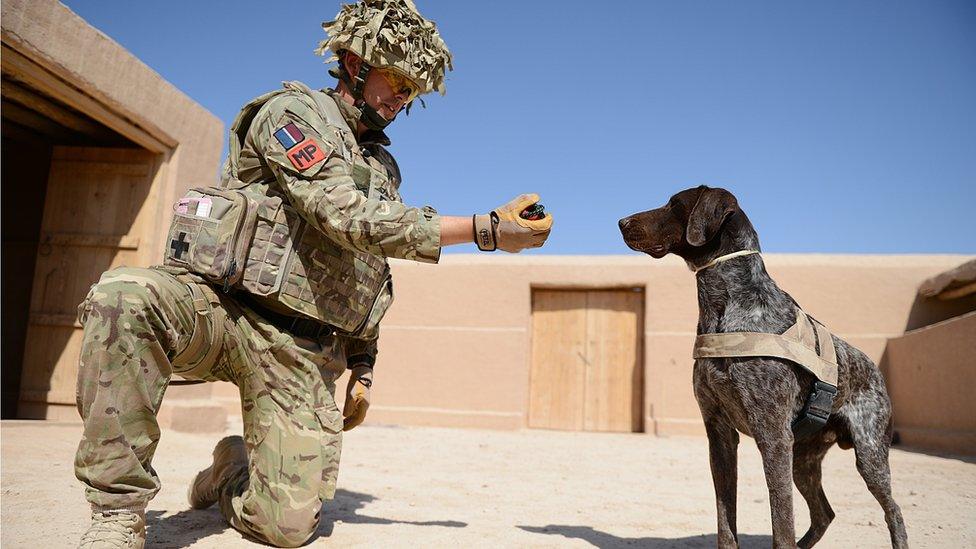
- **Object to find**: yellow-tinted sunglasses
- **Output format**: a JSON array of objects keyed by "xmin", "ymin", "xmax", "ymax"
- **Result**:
[{"xmin": 374, "ymin": 67, "xmax": 420, "ymax": 104}]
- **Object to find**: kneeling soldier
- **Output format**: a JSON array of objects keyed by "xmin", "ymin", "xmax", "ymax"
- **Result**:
[{"xmin": 75, "ymin": 1, "xmax": 553, "ymax": 547}]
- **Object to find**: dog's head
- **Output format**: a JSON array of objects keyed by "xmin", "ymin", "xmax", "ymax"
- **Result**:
[{"xmin": 618, "ymin": 185, "xmax": 749, "ymax": 266}]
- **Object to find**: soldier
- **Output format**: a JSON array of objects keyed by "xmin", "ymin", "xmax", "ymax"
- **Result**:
[{"xmin": 75, "ymin": 1, "xmax": 553, "ymax": 547}]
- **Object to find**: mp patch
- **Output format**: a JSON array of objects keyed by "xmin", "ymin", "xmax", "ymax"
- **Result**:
[{"xmin": 287, "ymin": 138, "xmax": 328, "ymax": 171}]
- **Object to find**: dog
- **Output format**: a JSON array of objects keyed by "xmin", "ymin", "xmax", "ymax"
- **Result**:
[{"xmin": 618, "ymin": 186, "xmax": 908, "ymax": 548}]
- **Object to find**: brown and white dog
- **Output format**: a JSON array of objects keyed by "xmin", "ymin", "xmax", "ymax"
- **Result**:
[{"xmin": 619, "ymin": 186, "xmax": 908, "ymax": 548}]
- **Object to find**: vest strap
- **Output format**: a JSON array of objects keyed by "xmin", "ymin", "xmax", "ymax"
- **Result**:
[{"xmin": 171, "ymin": 277, "xmax": 226, "ymax": 380}]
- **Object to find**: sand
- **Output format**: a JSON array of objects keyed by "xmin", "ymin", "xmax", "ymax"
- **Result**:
[{"xmin": 1, "ymin": 420, "xmax": 973, "ymax": 548}]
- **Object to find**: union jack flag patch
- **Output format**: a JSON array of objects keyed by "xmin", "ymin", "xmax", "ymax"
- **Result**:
[{"xmin": 273, "ymin": 122, "xmax": 305, "ymax": 150}]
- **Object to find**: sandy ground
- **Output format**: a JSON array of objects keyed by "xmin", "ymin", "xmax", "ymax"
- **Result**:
[{"xmin": 1, "ymin": 421, "xmax": 973, "ymax": 548}]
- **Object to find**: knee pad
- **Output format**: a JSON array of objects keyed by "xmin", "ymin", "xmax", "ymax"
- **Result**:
[
  {"xmin": 251, "ymin": 515, "xmax": 318, "ymax": 548},
  {"xmin": 82, "ymin": 269, "xmax": 149, "ymax": 310}
]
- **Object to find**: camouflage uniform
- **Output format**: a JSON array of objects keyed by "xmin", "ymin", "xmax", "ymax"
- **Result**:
[
  {"xmin": 75, "ymin": 86, "xmax": 441, "ymax": 547},
  {"xmin": 77, "ymin": 1, "xmax": 461, "ymax": 546}
]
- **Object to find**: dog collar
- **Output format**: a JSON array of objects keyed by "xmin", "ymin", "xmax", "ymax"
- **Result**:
[{"xmin": 693, "ymin": 250, "xmax": 760, "ymax": 273}]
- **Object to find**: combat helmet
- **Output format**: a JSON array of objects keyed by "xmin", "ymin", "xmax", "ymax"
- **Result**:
[{"xmin": 316, "ymin": 0, "xmax": 453, "ymax": 130}]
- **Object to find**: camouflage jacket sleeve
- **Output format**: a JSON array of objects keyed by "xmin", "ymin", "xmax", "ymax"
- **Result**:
[
  {"xmin": 339, "ymin": 334, "xmax": 378, "ymax": 369},
  {"xmin": 251, "ymin": 92, "xmax": 442, "ymax": 263}
]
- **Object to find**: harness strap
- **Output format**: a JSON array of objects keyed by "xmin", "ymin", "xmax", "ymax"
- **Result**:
[
  {"xmin": 693, "ymin": 308, "xmax": 842, "ymax": 437},
  {"xmin": 813, "ymin": 320, "xmax": 836, "ymax": 365},
  {"xmin": 223, "ymin": 87, "xmax": 291, "ymax": 187},
  {"xmin": 171, "ymin": 277, "xmax": 226, "ymax": 380},
  {"xmin": 693, "ymin": 308, "xmax": 839, "ymax": 385},
  {"xmin": 282, "ymin": 81, "xmax": 353, "ymax": 162},
  {"xmin": 223, "ymin": 81, "xmax": 353, "ymax": 190}
]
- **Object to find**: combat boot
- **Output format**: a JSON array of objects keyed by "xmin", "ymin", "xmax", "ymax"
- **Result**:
[
  {"xmin": 188, "ymin": 435, "xmax": 248, "ymax": 509},
  {"xmin": 78, "ymin": 510, "xmax": 146, "ymax": 549}
]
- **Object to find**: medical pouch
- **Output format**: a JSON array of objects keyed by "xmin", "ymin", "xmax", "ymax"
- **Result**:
[{"xmin": 163, "ymin": 187, "xmax": 258, "ymax": 288}]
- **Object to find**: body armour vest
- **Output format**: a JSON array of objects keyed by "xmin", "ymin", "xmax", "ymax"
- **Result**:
[{"xmin": 164, "ymin": 82, "xmax": 399, "ymax": 339}]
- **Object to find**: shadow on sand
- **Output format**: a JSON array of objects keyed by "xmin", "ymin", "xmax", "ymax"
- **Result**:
[
  {"xmin": 146, "ymin": 508, "xmax": 229, "ymax": 548},
  {"xmin": 518, "ymin": 525, "xmax": 773, "ymax": 548},
  {"xmin": 316, "ymin": 488, "xmax": 467, "ymax": 538},
  {"xmin": 147, "ymin": 488, "xmax": 467, "ymax": 547}
]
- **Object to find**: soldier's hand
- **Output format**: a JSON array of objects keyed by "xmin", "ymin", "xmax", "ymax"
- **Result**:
[
  {"xmin": 473, "ymin": 193, "xmax": 553, "ymax": 253},
  {"xmin": 342, "ymin": 365, "xmax": 373, "ymax": 431}
]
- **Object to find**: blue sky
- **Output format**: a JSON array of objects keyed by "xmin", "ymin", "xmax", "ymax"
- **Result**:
[{"xmin": 63, "ymin": 0, "xmax": 975, "ymax": 255}]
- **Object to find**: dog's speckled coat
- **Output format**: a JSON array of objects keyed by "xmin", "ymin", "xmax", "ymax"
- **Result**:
[{"xmin": 620, "ymin": 186, "xmax": 908, "ymax": 549}]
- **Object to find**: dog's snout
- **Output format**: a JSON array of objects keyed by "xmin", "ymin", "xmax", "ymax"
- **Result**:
[{"xmin": 618, "ymin": 217, "xmax": 632, "ymax": 231}]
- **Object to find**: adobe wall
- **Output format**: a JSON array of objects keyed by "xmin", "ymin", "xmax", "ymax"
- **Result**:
[
  {"xmin": 1, "ymin": 0, "xmax": 224, "ymax": 255},
  {"xmin": 204, "ymin": 254, "xmax": 966, "ymax": 435},
  {"xmin": 10, "ymin": 6, "xmax": 968, "ymax": 443},
  {"xmin": 883, "ymin": 311, "xmax": 976, "ymax": 455},
  {"xmin": 300, "ymin": 254, "xmax": 970, "ymax": 436},
  {"xmin": 2, "ymin": 0, "xmax": 225, "ymax": 424}
]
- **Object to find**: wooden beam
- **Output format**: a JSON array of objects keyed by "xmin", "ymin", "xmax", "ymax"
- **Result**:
[
  {"xmin": 938, "ymin": 281, "xmax": 976, "ymax": 301},
  {"xmin": 2, "ymin": 78, "xmax": 120, "ymax": 142},
  {"xmin": 0, "ymin": 42, "xmax": 173, "ymax": 153},
  {"xmin": 0, "ymin": 118, "xmax": 49, "ymax": 146},
  {"xmin": 41, "ymin": 233, "xmax": 140, "ymax": 249},
  {"xmin": 1, "ymin": 100, "xmax": 81, "ymax": 142},
  {"xmin": 28, "ymin": 313, "xmax": 81, "ymax": 328},
  {"xmin": 19, "ymin": 389, "xmax": 79, "ymax": 405}
]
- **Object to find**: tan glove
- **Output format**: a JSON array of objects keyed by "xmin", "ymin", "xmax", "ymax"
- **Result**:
[
  {"xmin": 473, "ymin": 193, "xmax": 553, "ymax": 253},
  {"xmin": 342, "ymin": 365, "xmax": 373, "ymax": 431}
]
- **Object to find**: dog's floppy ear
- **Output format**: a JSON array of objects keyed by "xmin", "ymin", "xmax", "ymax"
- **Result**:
[{"xmin": 686, "ymin": 187, "xmax": 738, "ymax": 246}]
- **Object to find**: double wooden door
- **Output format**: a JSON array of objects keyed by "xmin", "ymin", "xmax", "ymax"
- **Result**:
[
  {"xmin": 18, "ymin": 146, "xmax": 159, "ymax": 418},
  {"xmin": 528, "ymin": 289, "xmax": 644, "ymax": 432}
]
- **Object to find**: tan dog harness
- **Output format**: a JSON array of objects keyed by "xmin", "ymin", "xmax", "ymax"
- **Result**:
[
  {"xmin": 694, "ymin": 307, "xmax": 839, "ymax": 386},
  {"xmin": 695, "ymin": 308, "xmax": 841, "ymax": 437},
  {"xmin": 691, "ymin": 249, "xmax": 842, "ymax": 437}
]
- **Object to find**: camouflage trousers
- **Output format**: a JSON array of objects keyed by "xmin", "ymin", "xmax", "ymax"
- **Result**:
[{"xmin": 75, "ymin": 266, "xmax": 346, "ymax": 547}]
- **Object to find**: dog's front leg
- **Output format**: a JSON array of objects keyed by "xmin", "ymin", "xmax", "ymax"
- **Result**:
[
  {"xmin": 695, "ymin": 373, "xmax": 741, "ymax": 549},
  {"xmin": 704, "ymin": 414, "xmax": 740, "ymax": 548},
  {"xmin": 752, "ymin": 421, "xmax": 798, "ymax": 548}
]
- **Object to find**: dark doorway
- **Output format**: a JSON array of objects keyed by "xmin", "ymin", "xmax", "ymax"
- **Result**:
[
  {"xmin": 1, "ymin": 136, "xmax": 51, "ymax": 418},
  {"xmin": 1, "ymin": 75, "xmax": 136, "ymax": 418}
]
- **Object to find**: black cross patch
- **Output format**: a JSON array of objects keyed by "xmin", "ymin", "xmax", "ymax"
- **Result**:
[{"xmin": 170, "ymin": 232, "xmax": 190, "ymax": 259}]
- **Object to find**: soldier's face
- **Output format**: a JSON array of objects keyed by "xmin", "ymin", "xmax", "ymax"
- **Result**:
[
  {"xmin": 362, "ymin": 68, "xmax": 413, "ymax": 121},
  {"xmin": 342, "ymin": 52, "xmax": 415, "ymax": 122}
]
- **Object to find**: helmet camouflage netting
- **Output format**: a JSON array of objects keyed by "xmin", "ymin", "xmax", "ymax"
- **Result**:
[{"xmin": 316, "ymin": 0, "xmax": 454, "ymax": 96}]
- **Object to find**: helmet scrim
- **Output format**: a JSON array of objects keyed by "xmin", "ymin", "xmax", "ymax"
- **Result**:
[{"xmin": 316, "ymin": 0, "xmax": 453, "ymax": 97}]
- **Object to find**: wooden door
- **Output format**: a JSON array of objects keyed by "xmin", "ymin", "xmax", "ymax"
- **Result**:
[
  {"xmin": 529, "ymin": 289, "xmax": 644, "ymax": 432},
  {"xmin": 18, "ymin": 147, "xmax": 160, "ymax": 418}
]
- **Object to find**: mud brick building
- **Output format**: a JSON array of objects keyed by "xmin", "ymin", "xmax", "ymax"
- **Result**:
[{"xmin": 3, "ymin": 0, "xmax": 973, "ymax": 456}]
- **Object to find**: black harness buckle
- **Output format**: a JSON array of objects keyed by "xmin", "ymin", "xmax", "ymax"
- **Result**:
[{"xmin": 791, "ymin": 380, "xmax": 838, "ymax": 439}]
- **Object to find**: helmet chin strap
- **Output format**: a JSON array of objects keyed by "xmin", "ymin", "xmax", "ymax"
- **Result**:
[
  {"xmin": 359, "ymin": 101, "xmax": 395, "ymax": 131},
  {"xmin": 343, "ymin": 60, "xmax": 395, "ymax": 131}
]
